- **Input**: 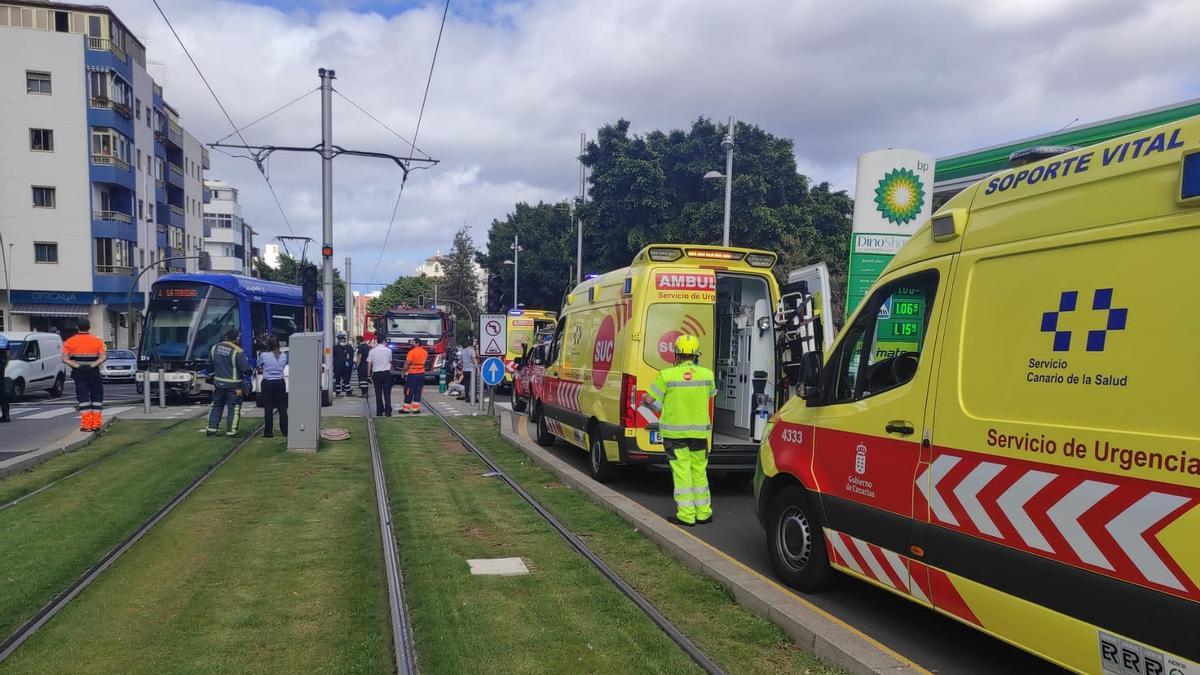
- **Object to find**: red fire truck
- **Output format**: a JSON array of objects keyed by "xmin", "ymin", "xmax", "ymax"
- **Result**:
[{"xmin": 370, "ymin": 305, "xmax": 455, "ymax": 383}]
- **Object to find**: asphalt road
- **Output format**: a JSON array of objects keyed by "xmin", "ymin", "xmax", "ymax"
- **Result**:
[
  {"xmin": 0, "ymin": 380, "xmax": 141, "ymax": 460},
  {"xmin": 513, "ymin": 411, "xmax": 1066, "ymax": 675}
]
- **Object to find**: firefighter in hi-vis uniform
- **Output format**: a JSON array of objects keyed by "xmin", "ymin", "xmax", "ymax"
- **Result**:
[
  {"xmin": 62, "ymin": 318, "xmax": 108, "ymax": 432},
  {"xmin": 641, "ymin": 334, "xmax": 716, "ymax": 527}
]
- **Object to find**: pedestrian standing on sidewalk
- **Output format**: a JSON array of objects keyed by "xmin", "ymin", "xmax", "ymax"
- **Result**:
[
  {"xmin": 62, "ymin": 318, "xmax": 107, "ymax": 432},
  {"xmin": 367, "ymin": 338, "xmax": 394, "ymax": 417},
  {"xmin": 0, "ymin": 335, "xmax": 10, "ymax": 424},
  {"xmin": 207, "ymin": 329, "xmax": 252, "ymax": 437},
  {"xmin": 401, "ymin": 338, "xmax": 428, "ymax": 414},
  {"xmin": 458, "ymin": 339, "xmax": 478, "ymax": 403},
  {"xmin": 257, "ymin": 336, "xmax": 288, "ymax": 438},
  {"xmin": 333, "ymin": 333, "xmax": 354, "ymax": 396},
  {"xmin": 355, "ymin": 335, "xmax": 371, "ymax": 397}
]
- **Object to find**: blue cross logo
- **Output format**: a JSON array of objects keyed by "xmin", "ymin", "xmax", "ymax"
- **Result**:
[{"xmin": 1040, "ymin": 289, "xmax": 1128, "ymax": 352}]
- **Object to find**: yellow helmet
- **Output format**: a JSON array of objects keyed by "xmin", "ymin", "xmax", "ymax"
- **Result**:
[{"xmin": 674, "ymin": 334, "xmax": 701, "ymax": 357}]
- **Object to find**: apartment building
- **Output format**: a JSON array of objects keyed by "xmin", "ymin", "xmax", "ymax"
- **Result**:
[
  {"xmin": 202, "ymin": 178, "xmax": 255, "ymax": 275},
  {"xmin": 0, "ymin": 1, "xmax": 206, "ymax": 347}
]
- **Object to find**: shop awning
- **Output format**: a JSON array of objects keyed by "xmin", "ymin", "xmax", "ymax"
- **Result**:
[{"xmin": 10, "ymin": 304, "xmax": 92, "ymax": 317}]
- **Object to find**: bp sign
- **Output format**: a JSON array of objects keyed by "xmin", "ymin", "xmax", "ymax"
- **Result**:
[{"xmin": 846, "ymin": 149, "xmax": 934, "ymax": 318}]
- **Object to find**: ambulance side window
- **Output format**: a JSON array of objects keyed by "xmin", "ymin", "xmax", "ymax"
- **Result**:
[
  {"xmin": 827, "ymin": 270, "xmax": 938, "ymax": 403},
  {"xmin": 547, "ymin": 317, "xmax": 567, "ymax": 366}
]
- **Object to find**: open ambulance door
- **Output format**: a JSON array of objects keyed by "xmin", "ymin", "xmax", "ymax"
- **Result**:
[{"xmin": 775, "ymin": 262, "xmax": 836, "ymax": 407}]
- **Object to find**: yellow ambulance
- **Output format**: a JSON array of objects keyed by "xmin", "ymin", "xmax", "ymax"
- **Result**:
[
  {"xmin": 532, "ymin": 245, "xmax": 782, "ymax": 481},
  {"xmin": 502, "ymin": 309, "xmax": 557, "ymax": 383},
  {"xmin": 755, "ymin": 117, "xmax": 1200, "ymax": 673}
]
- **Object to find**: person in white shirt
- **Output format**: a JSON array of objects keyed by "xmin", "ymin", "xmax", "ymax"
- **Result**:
[{"xmin": 366, "ymin": 340, "xmax": 395, "ymax": 416}]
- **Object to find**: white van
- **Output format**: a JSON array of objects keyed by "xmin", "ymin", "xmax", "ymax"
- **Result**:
[{"xmin": 2, "ymin": 332, "xmax": 66, "ymax": 399}]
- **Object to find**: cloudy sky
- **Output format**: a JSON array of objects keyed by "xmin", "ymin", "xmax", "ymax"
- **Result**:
[{"xmin": 107, "ymin": 0, "xmax": 1200, "ymax": 289}]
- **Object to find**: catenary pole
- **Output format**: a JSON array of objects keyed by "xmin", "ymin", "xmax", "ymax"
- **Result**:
[
  {"xmin": 576, "ymin": 132, "xmax": 585, "ymax": 285},
  {"xmin": 345, "ymin": 256, "xmax": 353, "ymax": 338},
  {"xmin": 320, "ymin": 68, "xmax": 335, "ymax": 397},
  {"xmin": 722, "ymin": 116, "xmax": 734, "ymax": 247}
]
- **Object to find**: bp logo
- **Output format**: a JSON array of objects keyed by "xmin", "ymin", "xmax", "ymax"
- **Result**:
[{"xmin": 874, "ymin": 168, "xmax": 926, "ymax": 225}]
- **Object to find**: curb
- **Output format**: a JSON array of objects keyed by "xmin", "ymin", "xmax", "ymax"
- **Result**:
[
  {"xmin": 0, "ymin": 417, "xmax": 118, "ymax": 479},
  {"xmin": 496, "ymin": 411, "xmax": 926, "ymax": 675}
]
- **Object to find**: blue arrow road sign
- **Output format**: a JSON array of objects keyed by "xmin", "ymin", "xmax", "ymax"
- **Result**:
[{"xmin": 481, "ymin": 357, "xmax": 505, "ymax": 386}]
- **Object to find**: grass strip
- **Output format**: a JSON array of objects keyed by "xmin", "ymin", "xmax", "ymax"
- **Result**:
[
  {"xmin": 0, "ymin": 419, "xmax": 177, "ymax": 506},
  {"xmin": 376, "ymin": 417, "xmax": 704, "ymax": 674},
  {"xmin": 0, "ymin": 421, "xmax": 243, "ymax": 641},
  {"xmin": 445, "ymin": 416, "xmax": 838, "ymax": 675},
  {"xmin": 0, "ymin": 420, "xmax": 391, "ymax": 675}
]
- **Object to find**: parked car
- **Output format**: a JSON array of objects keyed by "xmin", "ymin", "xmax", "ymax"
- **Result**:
[
  {"xmin": 510, "ymin": 341, "xmax": 549, "ymax": 414},
  {"xmin": 100, "ymin": 349, "xmax": 137, "ymax": 382},
  {"xmin": 1, "ymin": 331, "xmax": 66, "ymax": 400}
]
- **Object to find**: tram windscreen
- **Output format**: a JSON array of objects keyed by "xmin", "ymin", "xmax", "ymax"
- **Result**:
[{"xmin": 142, "ymin": 284, "xmax": 241, "ymax": 361}]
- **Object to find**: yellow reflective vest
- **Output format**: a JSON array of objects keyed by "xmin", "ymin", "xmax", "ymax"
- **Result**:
[{"xmin": 642, "ymin": 361, "xmax": 717, "ymax": 440}]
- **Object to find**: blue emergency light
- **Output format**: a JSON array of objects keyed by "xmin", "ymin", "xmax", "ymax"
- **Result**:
[{"xmin": 1181, "ymin": 151, "xmax": 1200, "ymax": 200}]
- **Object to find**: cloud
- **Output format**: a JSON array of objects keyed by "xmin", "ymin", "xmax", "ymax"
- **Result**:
[{"xmin": 106, "ymin": 0, "xmax": 1200, "ymax": 286}]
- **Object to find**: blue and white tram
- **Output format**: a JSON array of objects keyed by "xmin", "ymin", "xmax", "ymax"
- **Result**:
[{"xmin": 137, "ymin": 274, "xmax": 322, "ymax": 398}]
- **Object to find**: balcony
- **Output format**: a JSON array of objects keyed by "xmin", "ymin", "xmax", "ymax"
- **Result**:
[
  {"xmin": 92, "ymin": 154, "xmax": 130, "ymax": 171},
  {"xmin": 95, "ymin": 264, "xmax": 133, "ymax": 275},
  {"xmin": 166, "ymin": 120, "xmax": 184, "ymax": 149},
  {"xmin": 167, "ymin": 162, "xmax": 185, "ymax": 188},
  {"xmin": 89, "ymin": 96, "xmax": 132, "ymax": 120},
  {"xmin": 93, "ymin": 210, "xmax": 132, "ymax": 224},
  {"xmin": 156, "ymin": 225, "xmax": 169, "ymax": 249},
  {"xmin": 169, "ymin": 205, "xmax": 185, "ymax": 228},
  {"xmin": 86, "ymin": 37, "xmax": 128, "ymax": 63}
]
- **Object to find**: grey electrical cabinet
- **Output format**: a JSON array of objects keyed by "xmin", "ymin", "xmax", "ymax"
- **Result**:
[{"xmin": 287, "ymin": 332, "xmax": 324, "ymax": 452}]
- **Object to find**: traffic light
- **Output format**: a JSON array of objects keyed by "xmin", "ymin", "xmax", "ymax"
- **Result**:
[
  {"xmin": 487, "ymin": 274, "xmax": 505, "ymax": 312},
  {"xmin": 301, "ymin": 263, "xmax": 319, "ymax": 307}
]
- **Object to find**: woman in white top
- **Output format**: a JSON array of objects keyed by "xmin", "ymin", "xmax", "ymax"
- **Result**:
[{"xmin": 258, "ymin": 336, "xmax": 288, "ymax": 438}]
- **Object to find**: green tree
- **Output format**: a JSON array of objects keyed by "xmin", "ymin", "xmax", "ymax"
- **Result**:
[
  {"xmin": 571, "ymin": 117, "xmax": 853, "ymax": 315},
  {"xmin": 367, "ymin": 275, "xmax": 435, "ymax": 315},
  {"xmin": 254, "ymin": 253, "xmax": 346, "ymax": 313},
  {"xmin": 441, "ymin": 226, "xmax": 481, "ymax": 338},
  {"xmin": 481, "ymin": 202, "xmax": 576, "ymax": 312}
]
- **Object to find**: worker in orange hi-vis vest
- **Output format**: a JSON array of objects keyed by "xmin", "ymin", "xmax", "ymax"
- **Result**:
[
  {"xmin": 62, "ymin": 317, "xmax": 108, "ymax": 432},
  {"xmin": 401, "ymin": 338, "xmax": 428, "ymax": 414}
]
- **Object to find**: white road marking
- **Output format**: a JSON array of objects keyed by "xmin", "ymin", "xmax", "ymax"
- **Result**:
[{"xmin": 22, "ymin": 407, "xmax": 78, "ymax": 420}]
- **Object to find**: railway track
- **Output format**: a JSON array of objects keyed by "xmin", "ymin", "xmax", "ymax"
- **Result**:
[
  {"xmin": 0, "ymin": 423, "xmax": 264, "ymax": 662},
  {"xmin": 421, "ymin": 402, "xmax": 725, "ymax": 675},
  {"xmin": 0, "ymin": 416, "xmax": 198, "ymax": 514},
  {"xmin": 365, "ymin": 401, "xmax": 419, "ymax": 675}
]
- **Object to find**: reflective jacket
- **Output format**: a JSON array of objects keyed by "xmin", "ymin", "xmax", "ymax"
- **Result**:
[
  {"xmin": 210, "ymin": 340, "xmax": 251, "ymax": 389},
  {"xmin": 641, "ymin": 361, "xmax": 717, "ymax": 440}
]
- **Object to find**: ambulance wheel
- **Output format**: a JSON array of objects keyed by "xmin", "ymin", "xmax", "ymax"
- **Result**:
[
  {"xmin": 588, "ymin": 432, "xmax": 617, "ymax": 483},
  {"xmin": 510, "ymin": 387, "xmax": 527, "ymax": 413},
  {"xmin": 534, "ymin": 407, "xmax": 556, "ymax": 447},
  {"xmin": 767, "ymin": 486, "xmax": 832, "ymax": 591}
]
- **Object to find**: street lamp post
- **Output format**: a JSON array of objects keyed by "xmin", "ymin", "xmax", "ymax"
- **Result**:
[
  {"xmin": 507, "ymin": 234, "xmax": 523, "ymax": 308},
  {"xmin": 704, "ymin": 116, "xmax": 735, "ymax": 246}
]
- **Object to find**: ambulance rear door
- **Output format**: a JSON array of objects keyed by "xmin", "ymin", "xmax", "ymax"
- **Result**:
[{"xmin": 808, "ymin": 256, "xmax": 953, "ymax": 601}]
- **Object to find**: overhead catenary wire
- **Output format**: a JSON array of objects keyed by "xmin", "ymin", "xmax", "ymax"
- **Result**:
[
  {"xmin": 151, "ymin": 0, "xmax": 297, "ymax": 236},
  {"xmin": 369, "ymin": 0, "xmax": 451, "ymax": 285},
  {"xmin": 215, "ymin": 87, "xmax": 320, "ymax": 144},
  {"xmin": 333, "ymin": 90, "xmax": 431, "ymax": 160}
]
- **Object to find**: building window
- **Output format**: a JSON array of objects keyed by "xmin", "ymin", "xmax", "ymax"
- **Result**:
[
  {"xmin": 95, "ymin": 238, "xmax": 132, "ymax": 274},
  {"xmin": 138, "ymin": 199, "xmax": 144, "ymax": 220},
  {"xmin": 26, "ymin": 71, "xmax": 51, "ymax": 95},
  {"xmin": 145, "ymin": 106, "xmax": 151, "ymax": 128},
  {"xmin": 136, "ymin": 149, "xmax": 142, "ymax": 170},
  {"xmin": 32, "ymin": 186, "xmax": 56, "ymax": 208},
  {"xmin": 34, "ymin": 242, "xmax": 58, "ymax": 264},
  {"xmin": 172, "ymin": 226, "xmax": 185, "ymax": 251},
  {"xmin": 91, "ymin": 128, "xmax": 131, "ymax": 169},
  {"xmin": 29, "ymin": 128, "xmax": 53, "ymax": 151},
  {"xmin": 135, "ymin": 97, "xmax": 141, "ymax": 120}
]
